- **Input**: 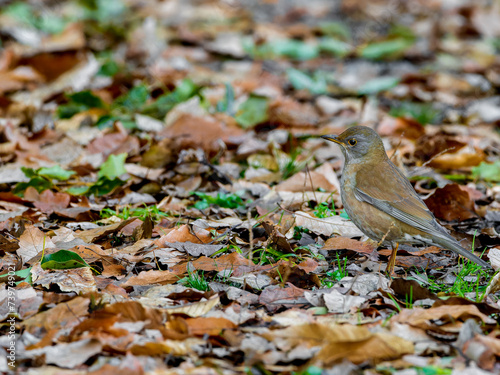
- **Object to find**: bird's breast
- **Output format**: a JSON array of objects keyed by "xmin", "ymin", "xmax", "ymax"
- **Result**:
[{"xmin": 340, "ymin": 165, "xmax": 408, "ymax": 244}]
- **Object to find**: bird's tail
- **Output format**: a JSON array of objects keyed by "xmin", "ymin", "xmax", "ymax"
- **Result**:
[{"xmin": 435, "ymin": 237, "xmax": 491, "ymax": 268}]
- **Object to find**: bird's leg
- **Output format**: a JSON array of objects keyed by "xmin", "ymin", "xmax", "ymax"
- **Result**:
[
  {"xmin": 377, "ymin": 222, "xmax": 396, "ymax": 248},
  {"xmin": 387, "ymin": 243, "xmax": 399, "ymax": 276}
]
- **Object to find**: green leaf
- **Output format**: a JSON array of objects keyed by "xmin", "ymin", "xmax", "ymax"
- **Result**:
[
  {"xmin": 216, "ymin": 83, "xmax": 235, "ymax": 114},
  {"xmin": 235, "ymin": 95, "xmax": 269, "ymax": 128},
  {"xmin": 0, "ymin": 267, "xmax": 32, "ymax": 285},
  {"xmin": 38, "ymin": 165, "xmax": 75, "ymax": 181},
  {"xmin": 69, "ymin": 91, "xmax": 104, "ymax": 108},
  {"xmin": 4, "ymin": 2, "xmax": 67, "ymax": 34},
  {"xmin": 319, "ymin": 21, "xmax": 351, "ymax": 40},
  {"xmin": 98, "ymin": 59, "xmax": 119, "ymax": 77},
  {"xmin": 319, "ymin": 37, "xmax": 351, "ymax": 57},
  {"xmin": 13, "ymin": 177, "xmax": 53, "ymax": 196},
  {"xmin": 269, "ymin": 39, "xmax": 319, "ymax": 61},
  {"xmin": 472, "ymin": 161, "xmax": 500, "ymax": 182},
  {"xmin": 287, "ymin": 68, "xmax": 328, "ymax": 95},
  {"xmin": 303, "ymin": 366, "xmax": 323, "ymax": 375},
  {"xmin": 20, "ymin": 167, "xmax": 38, "ymax": 179},
  {"xmin": 57, "ymin": 91, "xmax": 104, "ymax": 119},
  {"xmin": 360, "ymin": 39, "xmax": 413, "ymax": 60},
  {"xmin": 88, "ymin": 177, "xmax": 124, "ymax": 196},
  {"xmin": 66, "ymin": 186, "xmax": 90, "ymax": 196},
  {"xmin": 141, "ymin": 79, "xmax": 198, "ymax": 119},
  {"xmin": 113, "ymin": 84, "xmax": 149, "ymax": 112},
  {"xmin": 41, "ymin": 250, "xmax": 90, "ymax": 270},
  {"xmin": 340, "ymin": 210, "xmax": 350, "ymax": 220},
  {"xmin": 192, "ymin": 191, "xmax": 246, "ymax": 209},
  {"xmin": 95, "ymin": 114, "xmax": 117, "ymax": 129},
  {"xmin": 98, "ymin": 153, "xmax": 127, "ymax": 180},
  {"xmin": 358, "ymin": 76, "xmax": 400, "ymax": 95},
  {"xmin": 194, "ymin": 201, "xmax": 210, "ymax": 210},
  {"xmin": 389, "ymin": 101, "xmax": 441, "ymax": 125}
]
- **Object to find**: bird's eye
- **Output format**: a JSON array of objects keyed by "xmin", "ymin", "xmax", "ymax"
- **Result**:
[{"xmin": 348, "ymin": 138, "xmax": 357, "ymax": 146}]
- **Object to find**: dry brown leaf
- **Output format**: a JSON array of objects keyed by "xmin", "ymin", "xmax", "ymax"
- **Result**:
[
  {"xmin": 75, "ymin": 218, "xmax": 136, "ymax": 243},
  {"xmin": 291, "ymin": 211, "xmax": 364, "ymax": 238},
  {"xmin": 17, "ymin": 225, "xmax": 56, "ymax": 263},
  {"xmin": 392, "ymin": 304, "xmax": 496, "ymax": 332},
  {"xmin": 269, "ymin": 97, "xmax": 319, "ymax": 127},
  {"xmin": 160, "ymin": 113, "xmax": 243, "ymax": 154},
  {"xmin": 265, "ymin": 323, "xmax": 413, "ymax": 365},
  {"xmin": 130, "ymin": 338, "xmax": 205, "ymax": 357},
  {"xmin": 378, "ymin": 116, "xmax": 425, "ymax": 139},
  {"xmin": 296, "ymin": 258, "xmax": 319, "ymax": 273},
  {"xmin": 154, "ymin": 224, "xmax": 212, "ymax": 245},
  {"xmin": 162, "ymin": 294, "xmax": 220, "ymax": 317},
  {"xmin": 424, "ymin": 184, "xmax": 477, "ymax": 221},
  {"xmin": 275, "ymin": 163, "xmax": 340, "ymax": 193},
  {"xmin": 185, "ymin": 316, "xmax": 237, "ymax": 336},
  {"xmin": 170, "ymin": 252, "xmax": 254, "ymax": 276},
  {"xmin": 259, "ymin": 284, "xmax": 306, "ymax": 312},
  {"xmin": 22, "ymin": 296, "xmax": 90, "ymax": 335},
  {"xmin": 24, "ymin": 339, "xmax": 102, "ymax": 368},
  {"xmin": 31, "ymin": 263, "xmax": 97, "ymax": 294},
  {"xmin": 122, "ymin": 270, "xmax": 179, "ymax": 287},
  {"xmin": 322, "ymin": 237, "xmax": 375, "ymax": 254}
]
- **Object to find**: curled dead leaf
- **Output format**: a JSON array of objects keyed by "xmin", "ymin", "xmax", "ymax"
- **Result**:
[{"xmin": 265, "ymin": 323, "xmax": 413, "ymax": 365}]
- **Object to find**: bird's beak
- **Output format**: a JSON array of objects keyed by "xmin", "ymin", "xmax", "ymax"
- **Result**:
[{"xmin": 321, "ymin": 134, "xmax": 344, "ymax": 145}]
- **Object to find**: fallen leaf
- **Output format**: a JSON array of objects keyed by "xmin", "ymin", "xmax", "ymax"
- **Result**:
[
  {"xmin": 154, "ymin": 224, "xmax": 212, "ymax": 245},
  {"xmin": 24, "ymin": 339, "xmax": 102, "ymax": 368},
  {"xmin": 322, "ymin": 237, "xmax": 375, "ymax": 254},
  {"xmin": 265, "ymin": 323, "xmax": 413, "ymax": 364},
  {"xmin": 166, "ymin": 242, "xmax": 224, "ymax": 257},
  {"xmin": 291, "ymin": 211, "xmax": 364, "ymax": 238},
  {"xmin": 378, "ymin": 116, "xmax": 426, "ymax": 139},
  {"xmin": 171, "ymin": 252, "xmax": 254, "ymax": 276},
  {"xmin": 185, "ymin": 317, "xmax": 237, "ymax": 336},
  {"xmin": 392, "ymin": 304, "xmax": 496, "ymax": 332},
  {"xmin": 259, "ymin": 283, "xmax": 306, "ymax": 312},
  {"xmin": 424, "ymin": 184, "xmax": 477, "ymax": 221},
  {"xmin": 276, "ymin": 163, "xmax": 340, "ymax": 193},
  {"xmin": 31, "ymin": 263, "xmax": 97, "ymax": 294},
  {"xmin": 323, "ymin": 289, "xmax": 366, "ymax": 313},
  {"xmin": 24, "ymin": 187, "xmax": 71, "ymax": 214},
  {"xmin": 17, "ymin": 225, "xmax": 56, "ymax": 263},
  {"xmin": 22, "ymin": 296, "xmax": 90, "ymax": 335},
  {"xmin": 75, "ymin": 218, "xmax": 136, "ymax": 243},
  {"xmin": 122, "ymin": 270, "xmax": 179, "ymax": 287}
]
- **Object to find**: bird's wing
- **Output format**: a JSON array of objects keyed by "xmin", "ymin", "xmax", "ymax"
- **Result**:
[
  {"xmin": 353, "ymin": 159, "xmax": 491, "ymax": 268},
  {"xmin": 353, "ymin": 160, "xmax": 444, "ymax": 237}
]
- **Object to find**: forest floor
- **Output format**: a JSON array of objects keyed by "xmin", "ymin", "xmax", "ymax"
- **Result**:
[{"xmin": 0, "ymin": 0, "xmax": 500, "ymax": 374}]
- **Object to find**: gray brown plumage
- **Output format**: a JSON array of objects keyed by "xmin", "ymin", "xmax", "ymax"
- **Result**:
[{"xmin": 322, "ymin": 126, "xmax": 490, "ymax": 272}]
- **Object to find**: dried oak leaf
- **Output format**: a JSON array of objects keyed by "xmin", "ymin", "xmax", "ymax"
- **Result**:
[
  {"xmin": 31, "ymin": 263, "xmax": 97, "ymax": 294},
  {"xmin": 171, "ymin": 252, "xmax": 254, "ymax": 276},
  {"xmin": 264, "ymin": 323, "xmax": 413, "ymax": 365},
  {"xmin": 122, "ymin": 270, "xmax": 179, "ymax": 287},
  {"xmin": 166, "ymin": 241, "xmax": 224, "ymax": 257},
  {"xmin": 378, "ymin": 116, "xmax": 425, "ymax": 139},
  {"xmin": 24, "ymin": 187, "xmax": 71, "ymax": 214},
  {"xmin": 17, "ymin": 225, "xmax": 56, "ymax": 263},
  {"xmin": 392, "ymin": 304, "xmax": 496, "ymax": 332},
  {"xmin": 185, "ymin": 316, "xmax": 237, "ymax": 336},
  {"xmin": 75, "ymin": 218, "xmax": 136, "ymax": 243},
  {"xmin": 22, "ymin": 296, "xmax": 90, "ymax": 335},
  {"xmin": 322, "ymin": 237, "xmax": 375, "ymax": 255},
  {"xmin": 154, "ymin": 224, "xmax": 212, "ymax": 246},
  {"xmin": 424, "ymin": 184, "xmax": 477, "ymax": 221}
]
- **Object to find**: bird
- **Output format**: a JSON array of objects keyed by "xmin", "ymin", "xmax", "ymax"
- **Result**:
[{"xmin": 321, "ymin": 126, "xmax": 490, "ymax": 274}]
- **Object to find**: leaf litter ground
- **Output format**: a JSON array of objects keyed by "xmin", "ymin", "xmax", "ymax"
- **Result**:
[{"xmin": 0, "ymin": 0, "xmax": 500, "ymax": 374}]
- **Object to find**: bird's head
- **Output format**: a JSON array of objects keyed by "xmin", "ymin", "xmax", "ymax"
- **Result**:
[{"xmin": 321, "ymin": 126, "xmax": 387, "ymax": 163}]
